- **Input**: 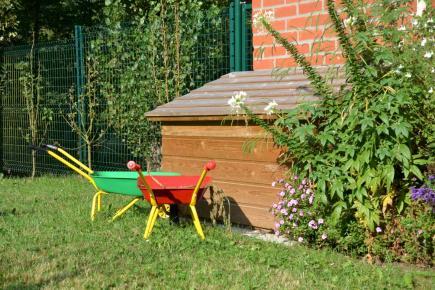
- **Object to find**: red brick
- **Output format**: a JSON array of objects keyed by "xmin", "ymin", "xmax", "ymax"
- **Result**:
[
  {"xmin": 299, "ymin": 1, "xmax": 323, "ymax": 15},
  {"xmin": 286, "ymin": 14, "xmax": 330, "ymax": 29},
  {"xmin": 281, "ymin": 31, "xmax": 298, "ymax": 42},
  {"xmin": 298, "ymin": 29, "xmax": 335, "ymax": 41},
  {"xmin": 312, "ymin": 40, "xmax": 336, "ymax": 53},
  {"xmin": 262, "ymin": 0, "xmax": 286, "ymax": 7},
  {"xmin": 254, "ymin": 59, "xmax": 275, "ymax": 70},
  {"xmin": 263, "ymin": 46, "xmax": 287, "ymax": 57},
  {"xmin": 325, "ymin": 54, "xmax": 345, "ymax": 65},
  {"xmin": 274, "ymin": 6, "xmax": 297, "ymax": 18},
  {"xmin": 275, "ymin": 57, "xmax": 297, "ymax": 68},
  {"xmin": 270, "ymin": 20, "xmax": 286, "ymax": 31},
  {"xmin": 253, "ymin": 34, "xmax": 274, "ymax": 46},
  {"xmin": 306, "ymin": 55, "xmax": 325, "ymax": 66},
  {"xmin": 296, "ymin": 43, "xmax": 310, "ymax": 54}
]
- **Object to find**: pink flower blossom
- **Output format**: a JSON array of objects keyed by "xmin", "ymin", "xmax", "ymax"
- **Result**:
[
  {"xmin": 318, "ymin": 218, "xmax": 324, "ymax": 225},
  {"xmin": 301, "ymin": 194, "xmax": 306, "ymax": 199},
  {"xmin": 308, "ymin": 195, "xmax": 314, "ymax": 204},
  {"xmin": 272, "ymin": 181, "xmax": 276, "ymax": 187},
  {"xmin": 279, "ymin": 191, "xmax": 285, "ymax": 197},
  {"xmin": 290, "ymin": 188, "xmax": 296, "ymax": 194},
  {"xmin": 279, "ymin": 219, "xmax": 284, "ymax": 225},
  {"xmin": 376, "ymin": 227, "xmax": 382, "ymax": 233},
  {"xmin": 292, "ymin": 207, "xmax": 298, "ymax": 213},
  {"xmin": 321, "ymin": 233, "xmax": 327, "ymax": 240},
  {"xmin": 272, "ymin": 203, "xmax": 277, "ymax": 208},
  {"xmin": 294, "ymin": 175, "xmax": 299, "ymax": 180},
  {"xmin": 308, "ymin": 220, "xmax": 318, "ymax": 229},
  {"xmin": 275, "ymin": 230, "xmax": 280, "ymax": 236},
  {"xmin": 280, "ymin": 209, "xmax": 288, "ymax": 215},
  {"xmin": 302, "ymin": 179, "xmax": 307, "ymax": 185},
  {"xmin": 298, "ymin": 237, "xmax": 304, "ymax": 242},
  {"xmin": 274, "ymin": 222, "xmax": 280, "ymax": 228},
  {"xmin": 289, "ymin": 214, "xmax": 293, "ymax": 220},
  {"xmin": 305, "ymin": 188, "xmax": 311, "ymax": 194},
  {"xmin": 299, "ymin": 210, "xmax": 304, "ymax": 217}
]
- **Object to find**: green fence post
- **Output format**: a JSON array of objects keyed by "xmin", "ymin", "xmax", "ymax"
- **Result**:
[
  {"xmin": 241, "ymin": 2, "xmax": 252, "ymax": 71},
  {"xmin": 74, "ymin": 25, "xmax": 86, "ymax": 164},
  {"xmin": 230, "ymin": 1, "xmax": 252, "ymax": 72}
]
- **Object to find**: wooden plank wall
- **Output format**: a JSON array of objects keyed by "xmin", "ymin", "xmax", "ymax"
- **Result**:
[{"xmin": 160, "ymin": 121, "xmax": 287, "ymax": 229}]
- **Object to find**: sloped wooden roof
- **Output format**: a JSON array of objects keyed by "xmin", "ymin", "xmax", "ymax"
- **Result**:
[{"xmin": 146, "ymin": 66, "xmax": 344, "ymax": 121}]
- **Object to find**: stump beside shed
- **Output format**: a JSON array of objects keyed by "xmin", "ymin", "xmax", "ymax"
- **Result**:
[{"xmin": 146, "ymin": 68, "xmax": 342, "ymax": 229}]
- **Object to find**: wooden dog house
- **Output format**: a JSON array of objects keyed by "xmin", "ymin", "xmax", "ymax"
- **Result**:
[{"xmin": 146, "ymin": 67, "xmax": 342, "ymax": 229}]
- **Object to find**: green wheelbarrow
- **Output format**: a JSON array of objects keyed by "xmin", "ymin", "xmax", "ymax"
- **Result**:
[{"xmin": 31, "ymin": 144, "xmax": 180, "ymax": 221}]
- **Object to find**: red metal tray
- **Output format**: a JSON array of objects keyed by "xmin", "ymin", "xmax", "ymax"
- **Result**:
[{"xmin": 137, "ymin": 176, "xmax": 212, "ymax": 205}]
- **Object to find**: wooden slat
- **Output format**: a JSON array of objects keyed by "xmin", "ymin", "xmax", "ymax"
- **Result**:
[
  {"xmin": 161, "ymin": 156, "xmax": 286, "ymax": 185},
  {"xmin": 162, "ymin": 136, "xmax": 281, "ymax": 162},
  {"xmin": 162, "ymin": 124, "xmax": 267, "ymax": 138},
  {"xmin": 203, "ymin": 180, "xmax": 280, "ymax": 208}
]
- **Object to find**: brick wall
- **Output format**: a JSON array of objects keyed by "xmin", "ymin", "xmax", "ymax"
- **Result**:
[
  {"xmin": 251, "ymin": 0, "xmax": 425, "ymax": 70},
  {"xmin": 253, "ymin": 0, "xmax": 341, "ymax": 70}
]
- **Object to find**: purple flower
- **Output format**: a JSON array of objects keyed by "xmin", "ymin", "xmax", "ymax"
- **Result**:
[
  {"xmin": 288, "ymin": 199, "xmax": 298, "ymax": 206},
  {"xmin": 278, "ymin": 178, "xmax": 284, "ymax": 183},
  {"xmin": 299, "ymin": 210, "xmax": 304, "ymax": 217},
  {"xmin": 285, "ymin": 183, "xmax": 289, "ymax": 188},
  {"xmin": 279, "ymin": 219, "xmax": 284, "ymax": 225},
  {"xmin": 308, "ymin": 220, "xmax": 318, "ymax": 229},
  {"xmin": 272, "ymin": 203, "xmax": 277, "ymax": 208},
  {"xmin": 275, "ymin": 230, "xmax": 280, "ymax": 236},
  {"xmin": 321, "ymin": 233, "xmax": 327, "ymax": 240},
  {"xmin": 305, "ymin": 188, "xmax": 311, "ymax": 194},
  {"xmin": 280, "ymin": 209, "xmax": 288, "ymax": 215},
  {"xmin": 298, "ymin": 185, "xmax": 303, "ymax": 190},
  {"xmin": 277, "ymin": 204, "xmax": 282, "ymax": 210},
  {"xmin": 289, "ymin": 214, "xmax": 293, "ymax": 220},
  {"xmin": 428, "ymin": 175, "xmax": 435, "ymax": 181},
  {"xmin": 279, "ymin": 191, "xmax": 285, "ymax": 197},
  {"xmin": 298, "ymin": 237, "xmax": 304, "ymax": 242},
  {"xmin": 274, "ymin": 222, "xmax": 280, "ymax": 229},
  {"xmin": 301, "ymin": 194, "xmax": 306, "ymax": 199},
  {"xmin": 376, "ymin": 227, "xmax": 382, "ymax": 233},
  {"xmin": 318, "ymin": 218, "xmax": 324, "ymax": 225},
  {"xmin": 302, "ymin": 179, "xmax": 307, "ymax": 185},
  {"xmin": 292, "ymin": 207, "xmax": 298, "ymax": 213},
  {"xmin": 290, "ymin": 188, "xmax": 296, "ymax": 194},
  {"xmin": 294, "ymin": 175, "xmax": 299, "ymax": 180}
]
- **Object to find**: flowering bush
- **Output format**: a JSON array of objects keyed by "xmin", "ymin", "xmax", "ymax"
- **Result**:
[
  {"xmin": 231, "ymin": 0, "xmax": 434, "ymax": 264},
  {"xmin": 271, "ymin": 177, "xmax": 327, "ymax": 244}
]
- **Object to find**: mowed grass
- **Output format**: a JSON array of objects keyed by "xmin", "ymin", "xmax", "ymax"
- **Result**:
[{"xmin": 0, "ymin": 176, "xmax": 433, "ymax": 289}]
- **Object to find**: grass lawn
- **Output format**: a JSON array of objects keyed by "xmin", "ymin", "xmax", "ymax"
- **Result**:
[{"xmin": 0, "ymin": 176, "xmax": 433, "ymax": 289}]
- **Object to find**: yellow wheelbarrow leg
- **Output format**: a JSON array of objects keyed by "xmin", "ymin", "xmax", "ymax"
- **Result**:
[
  {"xmin": 97, "ymin": 191, "xmax": 103, "ymax": 212},
  {"xmin": 91, "ymin": 191, "xmax": 102, "ymax": 221},
  {"xmin": 112, "ymin": 197, "xmax": 141, "ymax": 221},
  {"xmin": 144, "ymin": 206, "xmax": 158, "ymax": 239},
  {"xmin": 189, "ymin": 205, "xmax": 205, "ymax": 240}
]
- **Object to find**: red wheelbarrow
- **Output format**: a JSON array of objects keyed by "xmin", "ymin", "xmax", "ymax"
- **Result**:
[{"xmin": 128, "ymin": 160, "xmax": 216, "ymax": 240}]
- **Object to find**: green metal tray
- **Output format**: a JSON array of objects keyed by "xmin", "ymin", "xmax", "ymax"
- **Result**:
[{"xmin": 91, "ymin": 171, "xmax": 180, "ymax": 196}]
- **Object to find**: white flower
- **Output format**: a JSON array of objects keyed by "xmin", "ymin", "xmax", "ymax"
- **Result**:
[
  {"xmin": 429, "ymin": 87, "xmax": 433, "ymax": 94},
  {"xmin": 264, "ymin": 100, "xmax": 278, "ymax": 115},
  {"xmin": 412, "ymin": 19, "xmax": 419, "ymax": 26},
  {"xmin": 398, "ymin": 25, "xmax": 406, "ymax": 31},
  {"xmin": 343, "ymin": 16, "xmax": 356, "ymax": 28},
  {"xmin": 228, "ymin": 91, "xmax": 247, "ymax": 114},
  {"xmin": 421, "ymin": 38, "xmax": 427, "ymax": 46},
  {"xmin": 432, "ymin": 67, "xmax": 435, "ymax": 73},
  {"xmin": 416, "ymin": 0, "xmax": 427, "ymax": 17},
  {"xmin": 405, "ymin": 72, "xmax": 412, "ymax": 78},
  {"xmin": 253, "ymin": 10, "xmax": 275, "ymax": 28},
  {"xmin": 424, "ymin": 51, "xmax": 433, "ymax": 58}
]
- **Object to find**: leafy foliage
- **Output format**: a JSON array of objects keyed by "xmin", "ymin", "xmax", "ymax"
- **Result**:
[
  {"xmin": 90, "ymin": 0, "xmax": 227, "ymax": 168},
  {"xmin": 250, "ymin": 0, "xmax": 434, "ymax": 262}
]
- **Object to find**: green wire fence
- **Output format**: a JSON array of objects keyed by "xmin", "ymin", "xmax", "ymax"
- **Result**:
[{"xmin": 0, "ymin": 2, "xmax": 252, "ymax": 175}]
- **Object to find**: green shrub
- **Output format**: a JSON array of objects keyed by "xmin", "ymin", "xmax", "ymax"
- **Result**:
[{"xmin": 236, "ymin": 0, "xmax": 434, "ymax": 264}]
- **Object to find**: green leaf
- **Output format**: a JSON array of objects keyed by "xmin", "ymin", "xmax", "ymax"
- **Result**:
[{"xmin": 410, "ymin": 165, "xmax": 423, "ymax": 180}]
